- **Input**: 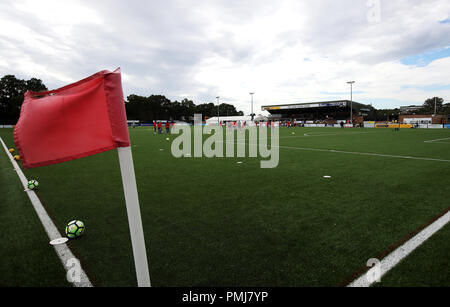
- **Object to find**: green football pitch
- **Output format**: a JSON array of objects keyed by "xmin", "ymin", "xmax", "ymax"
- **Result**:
[{"xmin": 1, "ymin": 126, "xmax": 449, "ymax": 287}]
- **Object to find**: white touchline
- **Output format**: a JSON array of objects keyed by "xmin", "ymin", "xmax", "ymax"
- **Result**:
[
  {"xmin": 0, "ymin": 137, "xmax": 93, "ymax": 287},
  {"xmin": 348, "ymin": 210, "xmax": 450, "ymax": 287}
]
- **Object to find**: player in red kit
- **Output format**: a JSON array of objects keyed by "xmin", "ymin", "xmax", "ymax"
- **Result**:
[
  {"xmin": 157, "ymin": 121, "xmax": 162, "ymax": 134},
  {"xmin": 165, "ymin": 121, "xmax": 170, "ymax": 134}
]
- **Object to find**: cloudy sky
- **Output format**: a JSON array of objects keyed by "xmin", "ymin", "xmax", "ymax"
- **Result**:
[{"xmin": 0, "ymin": 0, "xmax": 449, "ymax": 114}]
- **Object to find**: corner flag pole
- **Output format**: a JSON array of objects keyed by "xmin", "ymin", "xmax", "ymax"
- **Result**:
[{"xmin": 117, "ymin": 146, "xmax": 151, "ymax": 287}]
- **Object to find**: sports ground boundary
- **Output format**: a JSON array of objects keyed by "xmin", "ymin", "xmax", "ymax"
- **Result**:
[{"xmin": 0, "ymin": 137, "xmax": 93, "ymax": 287}]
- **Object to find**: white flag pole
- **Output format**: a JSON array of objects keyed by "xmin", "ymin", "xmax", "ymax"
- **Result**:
[{"xmin": 117, "ymin": 146, "xmax": 151, "ymax": 287}]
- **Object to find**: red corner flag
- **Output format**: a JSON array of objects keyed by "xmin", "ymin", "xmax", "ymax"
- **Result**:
[
  {"xmin": 14, "ymin": 68, "xmax": 151, "ymax": 287},
  {"xmin": 14, "ymin": 68, "xmax": 130, "ymax": 169}
]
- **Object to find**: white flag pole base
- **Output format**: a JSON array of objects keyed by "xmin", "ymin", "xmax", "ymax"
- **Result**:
[{"xmin": 117, "ymin": 146, "xmax": 151, "ymax": 287}]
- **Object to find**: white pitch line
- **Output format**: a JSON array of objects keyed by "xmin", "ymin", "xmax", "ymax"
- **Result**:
[
  {"xmin": 424, "ymin": 137, "xmax": 450, "ymax": 144},
  {"xmin": 278, "ymin": 145, "xmax": 450, "ymax": 163},
  {"xmin": 278, "ymin": 131, "xmax": 371, "ymax": 139},
  {"xmin": 348, "ymin": 210, "xmax": 450, "ymax": 287},
  {"xmin": 303, "ymin": 131, "xmax": 370, "ymax": 137},
  {"xmin": 0, "ymin": 137, "xmax": 93, "ymax": 287},
  {"xmin": 222, "ymin": 140, "xmax": 450, "ymax": 163}
]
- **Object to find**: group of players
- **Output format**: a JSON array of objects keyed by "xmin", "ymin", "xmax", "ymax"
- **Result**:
[
  {"xmin": 153, "ymin": 121, "xmax": 173, "ymax": 134},
  {"xmin": 150, "ymin": 120, "xmax": 294, "ymax": 135}
]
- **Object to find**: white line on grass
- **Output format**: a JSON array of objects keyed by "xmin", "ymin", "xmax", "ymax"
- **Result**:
[
  {"xmin": 303, "ymin": 131, "xmax": 370, "ymax": 137},
  {"xmin": 424, "ymin": 137, "xmax": 450, "ymax": 144},
  {"xmin": 278, "ymin": 145, "xmax": 450, "ymax": 163},
  {"xmin": 278, "ymin": 131, "xmax": 372, "ymax": 139},
  {"xmin": 222, "ymin": 140, "xmax": 450, "ymax": 163},
  {"xmin": 0, "ymin": 137, "xmax": 93, "ymax": 287},
  {"xmin": 348, "ymin": 210, "xmax": 450, "ymax": 287}
]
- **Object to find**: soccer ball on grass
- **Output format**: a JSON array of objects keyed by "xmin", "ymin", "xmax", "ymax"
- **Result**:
[
  {"xmin": 65, "ymin": 220, "xmax": 85, "ymax": 239},
  {"xmin": 27, "ymin": 180, "xmax": 39, "ymax": 190}
]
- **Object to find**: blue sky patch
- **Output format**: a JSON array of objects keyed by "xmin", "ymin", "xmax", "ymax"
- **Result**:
[
  {"xmin": 403, "ymin": 84, "xmax": 450, "ymax": 92},
  {"xmin": 440, "ymin": 18, "xmax": 450, "ymax": 24},
  {"xmin": 401, "ymin": 46, "xmax": 450, "ymax": 66}
]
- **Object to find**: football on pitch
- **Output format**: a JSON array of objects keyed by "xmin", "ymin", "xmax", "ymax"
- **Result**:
[
  {"xmin": 27, "ymin": 180, "xmax": 39, "ymax": 190},
  {"xmin": 13, "ymin": 155, "xmax": 20, "ymax": 161},
  {"xmin": 9, "ymin": 148, "xmax": 15, "ymax": 153},
  {"xmin": 65, "ymin": 220, "xmax": 85, "ymax": 239}
]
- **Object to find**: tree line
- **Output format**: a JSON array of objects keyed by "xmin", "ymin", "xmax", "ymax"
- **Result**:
[
  {"xmin": 0, "ymin": 74, "xmax": 243, "ymax": 124},
  {"xmin": 0, "ymin": 74, "xmax": 448, "ymax": 124},
  {"xmin": 125, "ymin": 94, "xmax": 243, "ymax": 122}
]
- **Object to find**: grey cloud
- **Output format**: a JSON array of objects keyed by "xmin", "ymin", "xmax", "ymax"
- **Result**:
[{"xmin": 0, "ymin": 0, "xmax": 449, "ymax": 111}]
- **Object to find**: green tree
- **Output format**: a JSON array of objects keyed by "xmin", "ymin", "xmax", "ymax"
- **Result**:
[
  {"xmin": 219, "ymin": 103, "xmax": 242, "ymax": 117},
  {"xmin": 195, "ymin": 103, "xmax": 217, "ymax": 119},
  {"xmin": 126, "ymin": 94, "xmax": 148, "ymax": 121},
  {"xmin": 148, "ymin": 95, "xmax": 171, "ymax": 120},
  {"xmin": 180, "ymin": 98, "xmax": 196, "ymax": 121},
  {"xmin": 422, "ymin": 97, "xmax": 444, "ymax": 114},
  {"xmin": 0, "ymin": 75, "xmax": 47, "ymax": 123},
  {"xmin": 441, "ymin": 103, "xmax": 450, "ymax": 115}
]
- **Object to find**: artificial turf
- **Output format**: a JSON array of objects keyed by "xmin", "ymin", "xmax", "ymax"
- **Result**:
[
  {"xmin": 0, "ymin": 138, "xmax": 69, "ymax": 287},
  {"xmin": 0, "ymin": 126, "xmax": 449, "ymax": 287}
]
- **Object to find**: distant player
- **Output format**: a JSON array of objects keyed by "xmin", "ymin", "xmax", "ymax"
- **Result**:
[
  {"xmin": 153, "ymin": 121, "xmax": 157, "ymax": 134},
  {"xmin": 157, "ymin": 121, "xmax": 162, "ymax": 134},
  {"xmin": 165, "ymin": 121, "xmax": 170, "ymax": 134}
]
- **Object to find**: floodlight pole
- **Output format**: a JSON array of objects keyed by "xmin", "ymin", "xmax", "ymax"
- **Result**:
[
  {"xmin": 347, "ymin": 81, "xmax": 355, "ymax": 126},
  {"xmin": 434, "ymin": 97, "xmax": 437, "ymax": 116},
  {"xmin": 216, "ymin": 96, "xmax": 220, "ymax": 126},
  {"xmin": 250, "ymin": 92, "xmax": 255, "ymax": 122}
]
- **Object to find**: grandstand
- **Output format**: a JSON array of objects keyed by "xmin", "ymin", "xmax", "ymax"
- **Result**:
[{"xmin": 262, "ymin": 100, "xmax": 375, "ymax": 125}]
